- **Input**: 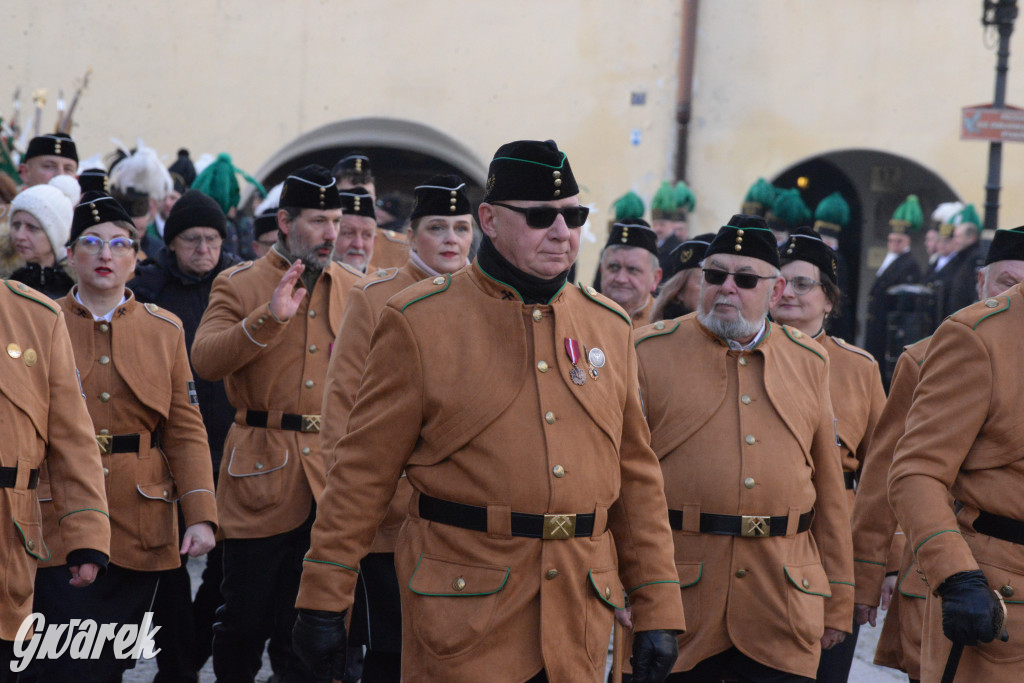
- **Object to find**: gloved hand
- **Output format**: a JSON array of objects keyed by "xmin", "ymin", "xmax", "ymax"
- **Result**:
[
  {"xmin": 292, "ymin": 608, "xmax": 348, "ymax": 683},
  {"xmin": 936, "ymin": 570, "xmax": 1006, "ymax": 646},
  {"xmin": 630, "ymin": 629, "xmax": 679, "ymax": 683}
]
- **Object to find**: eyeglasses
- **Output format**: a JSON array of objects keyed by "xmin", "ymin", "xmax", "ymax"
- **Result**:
[
  {"xmin": 75, "ymin": 235, "xmax": 138, "ymax": 256},
  {"xmin": 784, "ymin": 276, "xmax": 824, "ymax": 295},
  {"xmin": 177, "ymin": 234, "xmax": 224, "ymax": 248},
  {"xmin": 490, "ymin": 202, "xmax": 590, "ymax": 229},
  {"xmin": 702, "ymin": 268, "xmax": 777, "ymax": 289}
]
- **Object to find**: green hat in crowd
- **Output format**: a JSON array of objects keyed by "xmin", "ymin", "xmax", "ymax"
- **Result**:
[
  {"xmin": 742, "ymin": 178, "xmax": 776, "ymax": 217},
  {"xmin": 674, "ymin": 181, "xmax": 696, "ymax": 214},
  {"xmin": 612, "ymin": 190, "xmax": 645, "ymax": 222},
  {"xmin": 952, "ymin": 203, "xmax": 981, "ymax": 228},
  {"xmin": 651, "ymin": 181, "xmax": 687, "ymax": 220},
  {"xmin": 769, "ymin": 188, "xmax": 812, "ymax": 231},
  {"xmin": 813, "ymin": 192, "xmax": 850, "ymax": 239},
  {"xmin": 192, "ymin": 152, "xmax": 267, "ymax": 214},
  {"xmin": 889, "ymin": 195, "xmax": 923, "ymax": 235}
]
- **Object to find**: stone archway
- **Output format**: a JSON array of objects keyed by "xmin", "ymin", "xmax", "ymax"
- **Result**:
[{"xmin": 771, "ymin": 149, "xmax": 960, "ymax": 346}]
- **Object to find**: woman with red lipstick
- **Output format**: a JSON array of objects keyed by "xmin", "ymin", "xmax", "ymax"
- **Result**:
[
  {"xmin": 25, "ymin": 191, "xmax": 218, "ymax": 682},
  {"xmin": 769, "ymin": 226, "xmax": 886, "ymax": 683},
  {"xmin": 319, "ymin": 174, "xmax": 475, "ymax": 682}
]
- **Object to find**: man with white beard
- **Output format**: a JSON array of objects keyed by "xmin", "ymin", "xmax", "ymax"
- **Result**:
[{"xmin": 630, "ymin": 215, "xmax": 853, "ymax": 681}]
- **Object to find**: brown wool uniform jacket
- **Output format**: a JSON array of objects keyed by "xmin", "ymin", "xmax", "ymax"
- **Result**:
[
  {"xmin": 851, "ymin": 337, "xmax": 929, "ymax": 679},
  {"xmin": 297, "ymin": 263, "xmax": 686, "ymax": 683},
  {"xmin": 816, "ymin": 334, "xmax": 886, "ymax": 512},
  {"xmin": 889, "ymin": 284, "xmax": 1024, "ymax": 682},
  {"xmin": 0, "ymin": 281, "xmax": 109, "ymax": 640},
  {"xmin": 321, "ymin": 261, "xmax": 428, "ymax": 552},
  {"xmin": 191, "ymin": 248, "xmax": 358, "ymax": 539},
  {"xmin": 633, "ymin": 315, "xmax": 854, "ymax": 678},
  {"xmin": 38, "ymin": 291, "xmax": 217, "ymax": 571},
  {"xmin": 368, "ymin": 228, "xmax": 410, "ymax": 269}
]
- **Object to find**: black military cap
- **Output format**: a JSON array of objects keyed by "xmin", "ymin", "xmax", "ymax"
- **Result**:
[
  {"xmin": 604, "ymin": 218, "xmax": 658, "ymax": 257},
  {"xmin": 339, "ymin": 186, "xmax": 376, "ymax": 220},
  {"xmin": 483, "ymin": 139, "xmax": 578, "ymax": 203},
  {"xmin": 168, "ymin": 148, "xmax": 197, "ymax": 189},
  {"xmin": 253, "ymin": 209, "xmax": 279, "ymax": 238},
  {"xmin": 68, "ymin": 191, "xmax": 135, "ymax": 245},
  {"xmin": 332, "ymin": 152, "xmax": 371, "ymax": 177},
  {"xmin": 705, "ymin": 214, "xmax": 780, "ymax": 268},
  {"xmin": 409, "ymin": 175, "xmax": 472, "ymax": 220},
  {"xmin": 985, "ymin": 225, "xmax": 1024, "ymax": 265},
  {"xmin": 78, "ymin": 168, "xmax": 110, "ymax": 194},
  {"xmin": 781, "ymin": 226, "xmax": 839, "ymax": 283},
  {"xmin": 25, "ymin": 133, "xmax": 78, "ymax": 163},
  {"xmin": 671, "ymin": 232, "xmax": 716, "ymax": 271},
  {"xmin": 279, "ymin": 165, "xmax": 341, "ymax": 210}
]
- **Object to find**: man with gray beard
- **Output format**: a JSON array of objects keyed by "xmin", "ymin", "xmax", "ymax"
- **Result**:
[{"xmin": 631, "ymin": 215, "xmax": 853, "ymax": 681}]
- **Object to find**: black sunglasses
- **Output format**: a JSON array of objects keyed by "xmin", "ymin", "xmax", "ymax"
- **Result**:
[
  {"xmin": 490, "ymin": 202, "xmax": 590, "ymax": 229},
  {"xmin": 702, "ymin": 268, "xmax": 777, "ymax": 289}
]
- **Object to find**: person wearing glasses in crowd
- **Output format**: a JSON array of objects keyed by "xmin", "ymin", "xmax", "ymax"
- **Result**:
[
  {"xmin": 631, "ymin": 215, "xmax": 853, "ymax": 682},
  {"xmin": 769, "ymin": 226, "xmax": 886, "ymax": 682},
  {"xmin": 252, "ymin": 207, "xmax": 280, "ymax": 258},
  {"xmin": 293, "ymin": 140, "xmax": 685, "ymax": 683},
  {"xmin": 128, "ymin": 189, "xmax": 243, "ymax": 678},
  {"xmin": 597, "ymin": 217, "xmax": 662, "ymax": 327},
  {"xmin": 317, "ymin": 174, "xmax": 475, "ymax": 681},
  {"xmin": 25, "ymin": 192, "xmax": 218, "ymax": 682}
]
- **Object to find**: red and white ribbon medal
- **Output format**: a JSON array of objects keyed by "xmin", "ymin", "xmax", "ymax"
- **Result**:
[{"xmin": 565, "ymin": 337, "xmax": 586, "ymax": 385}]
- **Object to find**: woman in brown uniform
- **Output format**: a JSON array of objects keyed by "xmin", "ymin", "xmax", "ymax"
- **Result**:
[
  {"xmin": 320, "ymin": 174, "xmax": 474, "ymax": 681},
  {"xmin": 770, "ymin": 226, "xmax": 886, "ymax": 682},
  {"xmin": 27, "ymin": 191, "xmax": 218, "ymax": 682}
]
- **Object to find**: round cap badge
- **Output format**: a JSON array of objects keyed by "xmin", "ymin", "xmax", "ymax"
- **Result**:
[{"xmin": 588, "ymin": 348, "xmax": 606, "ymax": 368}]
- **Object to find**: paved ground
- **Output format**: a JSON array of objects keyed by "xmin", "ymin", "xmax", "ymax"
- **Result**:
[{"xmin": 123, "ymin": 554, "xmax": 907, "ymax": 682}]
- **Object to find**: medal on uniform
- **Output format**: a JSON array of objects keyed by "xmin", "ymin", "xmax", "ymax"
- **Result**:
[
  {"xmin": 588, "ymin": 347, "xmax": 605, "ymax": 379},
  {"xmin": 564, "ymin": 338, "xmax": 586, "ymax": 385}
]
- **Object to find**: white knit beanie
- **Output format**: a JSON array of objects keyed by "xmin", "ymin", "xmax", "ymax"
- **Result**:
[{"xmin": 10, "ymin": 183, "xmax": 75, "ymax": 262}]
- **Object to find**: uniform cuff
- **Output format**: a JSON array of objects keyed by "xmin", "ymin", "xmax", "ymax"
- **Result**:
[{"xmin": 65, "ymin": 548, "xmax": 109, "ymax": 574}]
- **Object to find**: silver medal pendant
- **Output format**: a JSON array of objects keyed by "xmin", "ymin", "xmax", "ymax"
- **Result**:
[
  {"xmin": 588, "ymin": 347, "xmax": 606, "ymax": 368},
  {"xmin": 570, "ymin": 366, "xmax": 586, "ymax": 385}
]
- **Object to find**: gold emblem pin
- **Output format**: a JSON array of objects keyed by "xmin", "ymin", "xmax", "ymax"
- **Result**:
[
  {"xmin": 6, "ymin": 343, "xmax": 22, "ymax": 359},
  {"xmin": 24, "ymin": 349, "xmax": 37, "ymax": 367}
]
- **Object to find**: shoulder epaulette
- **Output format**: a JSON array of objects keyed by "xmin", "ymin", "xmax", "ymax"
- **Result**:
[
  {"xmin": 225, "ymin": 261, "xmax": 255, "ymax": 279},
  {"xmin": 781, "ymin": 324, "xmax": 825, "ymax": 363},
  {"xmin": 339, "ymin": 262, "xmax": 365, "ymax": 278},
  {"xmin": 142, "ymin": 302, "xmax": 183, "ymax": 332},
  {"xmin": 400, "ymin": 274, "xmax": 451, "ymax": 312},
  {"xmin": 634, "ymin": 319, "xmax": 681, "ymax": 347},
  {"xmin": 3, "ymin": 280, "xmax": 57, "ymax": 315},
  {"xmin": 971, "ymin": 295, "xmax": 1010, "ymax": 330},
  {"xmin": 577, "ymin": 283, "xmax": 630, "ymax": 326},
  {"xmin": 831, "ymin": 336, "xmax": 876, "ymax": 364},
  {"xmin": 361, "ymin": 267, "xmax": 400, "ymax": 291}
]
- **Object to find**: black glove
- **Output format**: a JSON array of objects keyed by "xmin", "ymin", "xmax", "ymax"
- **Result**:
[
  {"xmin": 292, "ymin": 608, "xmax": 347, "ymax": 683},
  {"xmin": 630, "ymin": 629, "xmax": 679, "ymax": 683},
  {"xmin": 937, "ymin": 570, "xmax": 1005, "ymax": 646}
]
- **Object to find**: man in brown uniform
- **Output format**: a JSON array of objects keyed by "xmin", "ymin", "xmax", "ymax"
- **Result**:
[
  {"xmin": 599, "ymin": 218, "xmax": 662, "ymax": 327},
  {"xmin": 886, "ymin": 227, "xmax": 1024, "ymax": 683},
  {"xmin": 0, "ymin": 279, "xmax": 110, "ymax": 680},
  {"xmin": 192, "ymin": 165, "xmax": 359, "ymax": 682},
  {"xmin": 633, "ymin": 216, "xmax": 854, "ymax": 681},
  {"xmin": 293, "ymin": 140, "xmax": 685, "ymax": 683}
]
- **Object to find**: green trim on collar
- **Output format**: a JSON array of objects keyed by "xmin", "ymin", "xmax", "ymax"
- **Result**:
[
  {"xmin": 400, "ymin": 274, "xmax": 451, "ymax": 312},
  {"xmin": 4, "ymin": 280, "xmax": 57, "ymax": 314},
  {"xmin": 578, "ymin": 283, "xmax": 631, "ymax": 325},
  {"xmin": 749, "ymin": 318, "xmax": 772, "ymax": 351},
  {"xmin": 634, "ymin": 319, "xmax": 681, "ymax": 347},
  {"xmin": 781, "ymin": 324, "xmax": 824, "ymax": 362},
  {"xmin": 303, "ymin": 558, "xmax": 359, "ymax": 574},
  {"xmin": 476, "ymin": 265, "xmax": 524, "ymax": 303},
  {"xmin": 973, "ymin": 296, "xmax": 1010, "ymax": 330}
]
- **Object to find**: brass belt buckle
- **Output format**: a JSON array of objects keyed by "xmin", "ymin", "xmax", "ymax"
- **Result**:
[
  {"xmin": 301, "ymin": 414, "xmax": 321, "ymax": 434},
  {"xmin": 741, "ymin": 515, "xmax": 770, "ymax": 538},
  {"xmin": 96, "ymin": 435, "xmax": 112, "ymax": 456},
  {"xmin": 543, "ymin": 514, "xmax": 577, "ymax": 540}
]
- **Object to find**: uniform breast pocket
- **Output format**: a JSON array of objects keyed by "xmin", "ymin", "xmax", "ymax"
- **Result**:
[
  {"xmin": 406, "ymin": 553, "xmax": 509, "ymax": 657},
  {"xmin": 226, "ymin": 446, "xmax": 289, "ymax": 513},
  {"xmin": 783, "ymin": 561, "xmax": 831, "ymax": 647},
  {"xmin": 136, "ymin": 479, "xmax": 178, "ymax": 550}
]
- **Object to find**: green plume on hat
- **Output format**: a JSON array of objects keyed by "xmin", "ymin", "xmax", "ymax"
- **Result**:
[
  {"xmin": 770, "ymin": 188, "xmax": 812, "ymax": 230},
  {"xmin": 889, "ymin": 195, "xmax": 923, "ymax": 234},
  {"xmin": 813, "ymin": 192, "xmax": 850, "ymax": 235},
  {"xmin": 952, "ymin": 203, "xmax": 981, "ymax": 227},
  {"xmin": 612, "ymin": 190, "xmax": 645, "ymax": 221},
  {"xmin": 651, "ymin": 181, "xmax": 676, "ymax": 213},
  {"xmin": 674, "ymin": 181, "xmax": 696, "ymax": 213},
  {"xmin": 742, "ymin": 178, "xmax": 776, "ymax": 216},
  {"xmin": 191, "ymin": 152, "xmax": 267, "ymax": 214}
]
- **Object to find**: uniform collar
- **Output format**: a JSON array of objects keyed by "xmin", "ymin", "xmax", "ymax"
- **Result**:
[{"xmin": 71, "ymin": 286, "xmax": 133, "ymax": 322}]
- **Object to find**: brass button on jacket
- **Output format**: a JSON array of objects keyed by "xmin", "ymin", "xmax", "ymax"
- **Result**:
[
  {"xmin": 545, "ymin": 569, "xmax": 559, "ymax": 580},
  {"xmin": 744, "ymin": 435, "xmax": 756, "ymax": 445},
  {"xmin": 537, "ymin": 361, "xmax": 549, "ymax": 373},
  {"xmin": 744, "ymin": 477, "xmax": 755, "ymax": 489},
  {"xmin": 735, "ymin": 569, "xmax": 747, "ymax": 578},
  {"xmin": 552, "ymin": 465, "xmax": 565, "ymax": 478},
  {"xmin": 99, "ymin": 355, "xmax": 110, "ymax": 365},
  {"xmin": 544, "ymin": 411, "xmax": 556, "ymax": 425},
  {"xmin": 453, "ymin": 577, "xmax": 466, "ymax": 592},
  {"xmin": 532, "ymin": 310, "xmax": 543, "ymax": 322},
  {"xmin": 99, "ymin": 392, "xmax": 111, "ymax": 403}
]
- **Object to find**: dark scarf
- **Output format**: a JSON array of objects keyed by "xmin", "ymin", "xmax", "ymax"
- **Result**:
[{"xmin": 476, "ymin": 236, "xmax": 568, "ymax": 304}]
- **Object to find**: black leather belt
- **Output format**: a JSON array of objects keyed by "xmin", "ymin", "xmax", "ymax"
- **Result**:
[
  {"xmin": 96, "ymin": 432, "xmax": 159, "ymax": 456},
  {"xmin": 242, "ymin": 410, "xmax": 321, "ymax": 434},
  {"xmin": 844, "ymin": 471, "xmax": 857, "ymax": 490},
  {"xmin": 973, "ymin": 509, "xmax": 1024, "ymax": 545},
  {"xmin": 0, "ymin": 467, "xmax": 39, "ymax": 490},
  {"xmin": 419, "ymin": 494, "xmax": 595, "ymax": 540},
  {"xmin": 668, "ymin": 509, "xmax": 814, "ymax": 537}
]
